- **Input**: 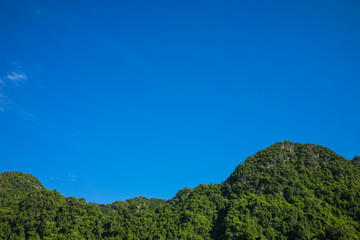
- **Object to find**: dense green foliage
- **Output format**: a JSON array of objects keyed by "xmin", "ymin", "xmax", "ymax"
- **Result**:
[{"xmin": 1, "ymin": 142, "xmax": 359, "ymax": 239}]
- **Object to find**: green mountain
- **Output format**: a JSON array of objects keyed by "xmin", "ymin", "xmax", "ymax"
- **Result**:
[
  {"xmin": 1, "ymin": 141, "xmax": 359, "ymax": 239},
  {"xmin": 0, "ymin": 171, "xmax": 44, "ymax": 199}
]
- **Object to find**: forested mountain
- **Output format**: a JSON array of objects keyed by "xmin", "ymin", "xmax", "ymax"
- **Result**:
[{"xmin": 1, "ymin": 141, "xmax": 359, "ymax": 239}]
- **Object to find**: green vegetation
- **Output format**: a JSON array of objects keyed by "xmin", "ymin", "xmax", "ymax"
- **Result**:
[{"xmin": 1, "ymin": 141, "xmax": 360, "ymax": 239}]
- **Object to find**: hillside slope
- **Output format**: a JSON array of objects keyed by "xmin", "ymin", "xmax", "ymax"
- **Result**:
[{"xmin": 1, "ymin": 141, "xmax": 359, "ymax": 239}]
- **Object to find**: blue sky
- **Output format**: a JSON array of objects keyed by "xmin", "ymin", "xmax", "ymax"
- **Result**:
[{"xmin": 1, "ymin": 0, "xmax": 359, "ymax": 203}]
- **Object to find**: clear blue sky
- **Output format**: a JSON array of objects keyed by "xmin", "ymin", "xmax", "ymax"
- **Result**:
[{"xmin": 1, "ymin": 0, "xmax": 359, "ymax": 203}]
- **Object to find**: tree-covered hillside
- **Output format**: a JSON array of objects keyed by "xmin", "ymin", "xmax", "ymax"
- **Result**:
[{"xmin": 1, "ymin": 141, "xmax": 359, "ymax": 239}]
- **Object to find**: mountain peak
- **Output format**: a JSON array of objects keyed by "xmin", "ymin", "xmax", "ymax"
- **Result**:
[
  {"xmin": 0, "ymin": 171, "xmax": 44, "ymax": 198},
  {"xmin": 225, "ymin": 142, "xmax": 356, "ymax": 195}
]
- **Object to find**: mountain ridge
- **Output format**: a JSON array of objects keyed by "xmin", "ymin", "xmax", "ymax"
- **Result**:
[{"xmin": 1, "ymin": 141, "xmax": 359, "ymax": 239}]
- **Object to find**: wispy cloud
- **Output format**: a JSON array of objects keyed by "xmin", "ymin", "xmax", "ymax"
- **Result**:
[
  {"xmin": 68, "ymin": 173, "xmax": 77, "ymax": 182},
  {"xmin": 0, "ymin": 61, "xmax": 28, "ymax": 111},
  {"xmin": 17, "ymin": 108, "xmax": 38, "ymax": 120},
  {"xmin": 0, "ymin": 92, "xmax": 12, "ymax": 111},
  {"xmin": 5, "ymin": 71, "xmax": 27, "ymax": 85}
]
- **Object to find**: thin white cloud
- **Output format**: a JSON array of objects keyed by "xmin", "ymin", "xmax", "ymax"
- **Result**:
[
  {"xmin": 0, "ymin": 61, "xmax": 28, "ymax": 111},
  {"xmin": 0, "ymin": 87, "xmax": 5, "ymax": 111},
  {"xmin": 0, "ymin": 93, "xmax": 12, "ymax": 111},
  {"xmin": 6, "ymin": 71, "xmax": 27, "ymax": 85},
  {"xmin": 68, "ymin": 173, "xmax": 77, "ymax": 182},
  {"xmin": 17, "ymin": 108, "xmax": 38, "ymax": 120},
  {"xmin": 11, "ymin": 60, "xmax": 21, "ymax": 66}
]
